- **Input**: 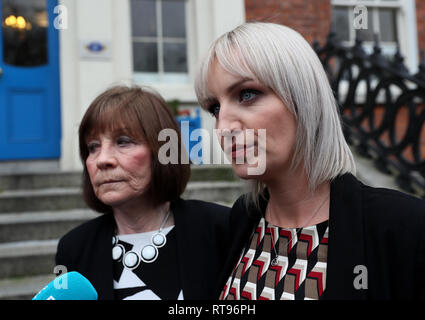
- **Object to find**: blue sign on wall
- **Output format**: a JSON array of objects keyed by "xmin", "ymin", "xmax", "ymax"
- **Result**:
[{"xmin": 177, "ymin": 108, "xmax": 202, "ymax": 164}]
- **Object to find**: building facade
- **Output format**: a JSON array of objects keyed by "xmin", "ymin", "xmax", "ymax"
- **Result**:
[{"xmin": 0, "ymin": 0, "xmax": 422, "ymax": 172}]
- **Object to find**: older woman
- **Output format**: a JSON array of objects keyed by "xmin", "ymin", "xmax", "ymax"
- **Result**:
[
  {"xmin": 195, "ymin": 22, "xmax": 425, "ymax": 300},
  {"xmin": 55, "ymin": 85, "xmax": 230, "ymax": 300}
]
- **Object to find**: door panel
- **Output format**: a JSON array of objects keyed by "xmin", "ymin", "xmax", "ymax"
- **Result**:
[{"xmin": 0, "ymin": 0, "xmax": 61, "ymax": 160}]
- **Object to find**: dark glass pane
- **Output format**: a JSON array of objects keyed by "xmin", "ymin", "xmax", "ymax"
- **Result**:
[
  {"xmin": 2, "ymin": 0, "xmax": 47, "ymax": 66},
  {"xmin": 331, "ymin": 7, "xmax": 350, "ymax": 42},
  {"xmin": 162, "ymin": 0, "xmax": 186, "ymax": 38},
  {"xmin": 133, "ymin": 42, "xmax": 158, "ymax": 72},
  {"xmin": 379, "ymin": 8, "xmax": 397, "ymax": 42},
  {"xmin": 131, "ymin": 0, "xmax": 157, "ymax": 37},
  {"xmin": 163, "ymin": 42, "xmax": 187, "ymax": 72}
]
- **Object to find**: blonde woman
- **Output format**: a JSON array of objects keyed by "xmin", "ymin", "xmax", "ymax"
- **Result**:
[{"xmin": 195, "ymin": 22, "xmax": 425, "ymax": 300}]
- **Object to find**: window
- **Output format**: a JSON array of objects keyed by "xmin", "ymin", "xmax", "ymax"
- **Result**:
[
  {"xmin": 331, "ymin": 0, "xmax": 402, "ymax": 56},
  {"xmin": 131, "ymin": 0, "xmax": 188, "ymax": 83},
  {"xmin": 329, "ymin": 0, "xmax": 419, "ymax": 109}
]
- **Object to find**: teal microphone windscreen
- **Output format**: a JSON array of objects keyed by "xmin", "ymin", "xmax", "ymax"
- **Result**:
[{"xmin": 32, "ymin": 271, "xmax": 98, "ymax": 300}]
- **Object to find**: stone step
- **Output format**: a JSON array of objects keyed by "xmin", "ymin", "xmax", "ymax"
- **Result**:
[
  {"xmin": 0, "ymin": 181, "xmax": 240, "ymax": 243},
  {"xmin": 0, "ymin": 180, "xmax": 244, "ymax": 214},
  {"xmin": 0, "ymin": 197, "xmax": 238, "ymax": 280},
  {"xmin": 190, "ymin": 165, "xmax": 238, "ymax": 182},
  {"xmin": 0, "ymin": 188, "xmax": 86, "ymax": 213},
  {"xmin": 0, "ymin": 165, "xmax": 241, "ymax": 299},
  {"xmin": 0, "ymin": 165, "xmax": 237, "ymax": 191},
  {"xmin": 0, "ymin": 180, "xmax": 243, "ymax": 280},
  {"xmin": 0, "ymin": 240, "xmax": 57, "ymax": 280},
  {"xmin": 183, "ymin": 181, "xmax": 246, "ymax": 204},
  {"xmin": 0, "ymin": 195, "xmax": 237, "ymax": 279},
  {"xmin": 0, "ymin": 209, "xmax": 99, "ymax": 243},
  {"xmin": 0, "ymin": 171, "xmax": 81, "ymax": 192},
  {"xmin": 0, "ymin": 274, "xmax": 56, "ymax": 300}
]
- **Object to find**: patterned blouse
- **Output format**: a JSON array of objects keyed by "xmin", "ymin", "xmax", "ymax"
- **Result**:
[{"xmin": 220, "ymin": 217, "xmax": 329, "ymax": 300}]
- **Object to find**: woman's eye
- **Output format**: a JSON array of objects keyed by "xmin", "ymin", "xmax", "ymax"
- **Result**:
[
  {"xmin": 240, "ymin": 89, "xmax": 260, "ymax": 102},
  {"xmin": 208, "ymin": 103, "xmax": 220, "ymax": 118},
  {"xmin": 87, "ymin": 142, "xmax": 99, "ymax": 154},
  {"xmin": 116, "ymin": 136, "xmax": 133, "ymax": 146}
]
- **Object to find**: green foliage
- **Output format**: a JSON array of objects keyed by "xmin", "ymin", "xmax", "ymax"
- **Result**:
[{"xmin": 167, "ymin": 99, "xmax": 180, "ymax": 116}]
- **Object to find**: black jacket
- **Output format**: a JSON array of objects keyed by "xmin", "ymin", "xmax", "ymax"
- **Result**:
[
  {"xmin": 218, "ymin": 174, "xmax": 425, "ymax": 299},
  {"xmin": 56, "ymin": 198, "xmax": 231, "ymax": 300}
]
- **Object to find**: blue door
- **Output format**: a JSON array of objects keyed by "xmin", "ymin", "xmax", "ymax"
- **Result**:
[{"xmin": 0, "ymin": 0, "xmax": 61, "ymax": 160}]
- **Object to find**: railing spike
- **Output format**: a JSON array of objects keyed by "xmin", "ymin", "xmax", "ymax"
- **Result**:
[
  {"xmin": 324, "ymin": 30, "xmax": 338, "ymax": 50},
  {"xmin": 415, "ymin": 49, "xmax": 425, "ymax": 82},
  {"xmin": 373, "ymin": 33, "xmax": 381, "ymax": 53},
  {"xmin": 391, "ymin": 42, "xmax": 409, "ymax": 75},
  {"xmin": 371, "ymin": 34, "xmax": 386, "ymax": 68},
  {"xmin": 352, "ymin": 33, "xmax": 366, "ymax": 59},
  {"xmin": 312, "ymin": 39, "xmax": 321, "ymax": 53}
]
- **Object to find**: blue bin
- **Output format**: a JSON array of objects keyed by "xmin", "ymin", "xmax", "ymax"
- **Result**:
[{"xmin": 176, "ymin": 108, "xmax": 202, "ymax": 164}]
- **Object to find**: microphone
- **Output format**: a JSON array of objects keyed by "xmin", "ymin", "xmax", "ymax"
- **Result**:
[{"xmin": 32, "ymin": 271, "xmax": 98, "ymax": 300}]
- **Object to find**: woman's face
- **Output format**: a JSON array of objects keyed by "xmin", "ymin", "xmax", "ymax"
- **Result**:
[
  {"xmin": 206, "ymin": 61, "xmax": 297, "ymax": 180},
  {"xmin": 85, "ymin": 131, "xmax": 152, "ymax": 209}
]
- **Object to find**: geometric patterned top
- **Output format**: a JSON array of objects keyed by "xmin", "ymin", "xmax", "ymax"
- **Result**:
[{"xmin": 220, "ymin": 217, "xmax": 329, "ymax": 300}]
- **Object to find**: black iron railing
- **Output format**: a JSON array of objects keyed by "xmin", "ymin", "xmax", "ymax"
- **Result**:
[{"xmin": 314, "ymin": 33, "xmax": 425, "ymax": 198}]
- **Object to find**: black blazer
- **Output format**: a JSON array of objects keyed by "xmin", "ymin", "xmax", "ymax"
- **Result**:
[
  {"xmin": 219, "ymin": 174, "xmax": 425, "ymax": 299},
  {"xmin": 56, "ymin": 198, "xmax": 231, "ymax": 300}
]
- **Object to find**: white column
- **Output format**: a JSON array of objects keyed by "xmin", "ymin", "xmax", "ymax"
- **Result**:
[
  {"xmin": 193, "ymin": 0, "xmax": 246, "ymax": 165},
  {"xmin": 58, "ymin": 0, "xmax": 81, "ymax": 171},
  {"xmin": 59, "ymin": 0, "xmax": 132, "ymax": 171}
]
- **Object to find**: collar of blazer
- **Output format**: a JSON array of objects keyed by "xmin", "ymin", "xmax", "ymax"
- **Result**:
[
  {"xmin": 171, "ymin": 198, "xmax": 212, "ymax": 299},
  {"xmin": 321, "ymin": 173, "xmax": 367, "ymax": 300},
  {"xmin": 86, "ymin": 212, "xmax": 115, "ymax": 300}
]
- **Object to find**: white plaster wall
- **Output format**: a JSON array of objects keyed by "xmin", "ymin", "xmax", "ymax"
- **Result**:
[
  {"xmin": 192, "ymin": 0, "xmax": 246, "ymax": 164},
  {"xmin": 59, "ymin": 0, "xmax": 244, "ymax": 170},
  {"xmin": 59, "ymin": 0, "xmax": 80, "ymax": 171},
  {"xmin": 59, "ymin": 0, "xmax": 132, "ymax": 170}
]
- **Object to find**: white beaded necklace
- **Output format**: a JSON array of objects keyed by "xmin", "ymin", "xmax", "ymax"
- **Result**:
[{"xmin": 112, "ymin": 209, "xmax": 171, "ymax": 270}]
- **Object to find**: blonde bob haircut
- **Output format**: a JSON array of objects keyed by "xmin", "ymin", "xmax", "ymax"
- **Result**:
[{"xmin": 195, "ymin": 22, "xmax": 356, "ymax": 199}]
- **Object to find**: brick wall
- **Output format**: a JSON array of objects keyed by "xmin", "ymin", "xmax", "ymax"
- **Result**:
[
  {"xmin": 416, "ymin": 0, "xmax": 425, "ymax": 58},
  {"xmin": 245, "ymin": 1, "xmax": 424, "ymax": 62},
  {"xmin": 244, "ymin": 0, "xmax": 331, "ymax": 46}
]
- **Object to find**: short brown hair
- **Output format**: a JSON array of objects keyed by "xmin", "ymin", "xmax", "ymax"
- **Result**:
[{"xmin": 79, "ymin": 85, "xmax": 190, "ymax": 213}]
